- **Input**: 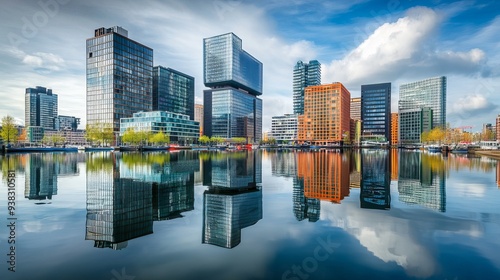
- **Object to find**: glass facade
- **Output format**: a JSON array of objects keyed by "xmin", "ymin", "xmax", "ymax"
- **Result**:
[
  {"xmin": 293, "ymin": 60, "xmax": 321, "ymax": 115},
  {"xmin": 55, "ymin": 115, "xmax": 80, "ymax": 131},
  {"xmin": 203, "ymin": 33, "xmax": 263, "ymax": 96},
  {"xmin": 120, "ymin": 111, "xmax": 200, "ymax": 144},
  {"xmin": 204, "ymin": 87, "xmax": 262, "ymax": 143},
  {"xmin": 399, "ymin": 76, "xmax": 446, "ymax": 129},
  {"xmin": 361, "ymin": 83, "xmax": 391, "ymax": 141},
  {"xmin": 86, "ymin": 26, "xmax": 153, "ymax": 134},
  {"xmin": 25, "ymin": 86, "xmax": 58, "ymax": 130},
  {"xmin": 360, "ymin": 149, "xmax": 391, "ymax": 210},
  {"xmin": 271, "ymin": 114, "xmax": 298, "ymax": 143},
  {"xmin": 399, "ymin": 108, "xmax": 433, "ymax": 144},
  {"xmin": 153, "ymin": 66, "xmax": 195, "ymax": 120}
]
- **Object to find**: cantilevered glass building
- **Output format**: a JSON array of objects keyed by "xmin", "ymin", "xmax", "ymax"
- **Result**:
[
  {"xmin": 203, "ymin": 33, "xmax": 263, "ymax": 143},
  {"xmin": 153, "ymin": 66, "xmax": 195, "ymax": 120},
  {"xmin": 86, "ymin": 26, "xmax": 153, "ymax": 136},
  {"xmin": 293, "ymin": 60, "xmax": 321, "ymax": 115}
]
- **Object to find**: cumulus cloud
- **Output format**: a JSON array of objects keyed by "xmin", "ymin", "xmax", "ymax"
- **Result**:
[
  {"xmin": 7, "ymin": 47, "xmax": 65, "ymax": 72},
  {"xmin": 449, "ymin": 94, "xmax": 497, "ymax": 120},
  {"xmin": 323, "ymin": 7, "xmax": 488, "ymax": 86}
]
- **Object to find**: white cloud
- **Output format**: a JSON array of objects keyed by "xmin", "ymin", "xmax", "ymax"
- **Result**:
[
  {"xmin": 7, "ymin": 47, "xmax": 65, "ymax": 72},
  {"xmin": 323, "ymin": 7, "xmax": 488, "ymax": 87}
]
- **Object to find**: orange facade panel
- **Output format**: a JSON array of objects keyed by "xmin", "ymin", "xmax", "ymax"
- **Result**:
[
  {"xmin": 391, "ymin": 113, "xmax": 399, "ymax": 146},
  {"xmin": 298, "ymin": 83, "xmax": 351, "ymax": 145}
]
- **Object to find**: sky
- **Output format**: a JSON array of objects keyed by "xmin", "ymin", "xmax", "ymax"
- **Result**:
[{"xmin": 0, "ymin": 0, "xmax": 499, "ymax": 132}]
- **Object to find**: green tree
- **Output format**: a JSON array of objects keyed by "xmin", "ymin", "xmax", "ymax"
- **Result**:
[
  {"xmin": 86, "ymin": 122, "xmax": 114, "ymax": 146},
  {"xmin": 122, "ymin": 128, "xmax": 140, "ymax": 146},
  {"xmin": 421, "ymin": 131, "xmax": 429, "ymax": 144},
  {"xmin": 199, "ymin": 135, "xmax": 210, "ymax": 145},
  {"xmin": 210, "ymin": 136, "xmax": 225, "ymax": 145},
  {"xmin": 149, "ymin": 132, "xmax": 169, "ymax": 145},
  {"xmin": 1, "ymin": 116, "xmax": 18, "ymax": 145},
  {"xmin": 231, "ymin": 137, "xmax": 247, "ymax": 144}
]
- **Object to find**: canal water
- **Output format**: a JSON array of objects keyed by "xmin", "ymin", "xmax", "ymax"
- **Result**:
[{"xmin": 1, "ymin": 149, "xmax": 499, "ymax": 280}]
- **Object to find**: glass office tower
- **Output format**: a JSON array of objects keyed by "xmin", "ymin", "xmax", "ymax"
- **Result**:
[
  {"xmin": 293, "ymin": 60, "xmax": 321, "ymax": 115},
  {"xmin": 203, "ymin": 33, "xmax": 263, "ymax": 143},
  {"xmin": 86, "ymin": 26, "xmax": 153, "ymax": 135},
  {"xmin": 25, "ymin": 86, "xmax": 58, "ymax": 130},
  {"xmin": 399, "ymin": 76, "xmax": 446, "ymax": 129},
  {"xmin": 361, "ymin": 83, "xmax": 391, "ymax": 141},
  {"xmin": 153, "ymin": 66, "xmax": 195, "ymax": 120}
]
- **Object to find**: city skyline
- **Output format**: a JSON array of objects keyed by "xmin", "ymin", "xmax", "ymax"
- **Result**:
[{"xmin": 1, "ymin": 0, "xmax": 499, "ymax": 132}]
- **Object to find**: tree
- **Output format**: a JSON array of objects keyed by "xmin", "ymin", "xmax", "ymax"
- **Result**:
[
  {"xmin": 1, "ymin": 116, "xmax": 18, "ymax": 145},
  {"xmin": 18, "ymin": 129, "xmax": 27, "ymax": 143},
  {"xmin": 199, "ymin": 135, "xmax": 210, "ymax": 145},
  {"xmin": 231, "ymin": 137, "xmax": 247, "ymax": 144},
  {"xmin": 122, "ymin": 128, "xmax": 140, "ymax": 146},
  {"xmin": 210, "ymin": 136, "xmax": 225, "ymax": 145},
  {"xmin": 86, "ymin": 122, "xmax": 114, "ymax": 146},
  {"xmin": 421, "ymin": 131, "xmax": 429, "ymax": 144},
  {"xmin": 149, "ymin": 132, "xmax": 170, "ymax": 145}
]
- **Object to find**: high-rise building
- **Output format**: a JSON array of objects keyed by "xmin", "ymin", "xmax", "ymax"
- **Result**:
[
  {"xmin": 350, "ymin": 97, "xmax": 361, "ymax": 121},
  {"xmin": 298, "ymin": 83, "xmax": 350, "ymax": 145},
  {"xmin": 293, "ymin": 60, "xmax": 321, "ymax": 115},
  {"xmin": 271, "ymin": 113, "xmax": 298, "ymax": 144},
  {"xmin": 361, "ymin": 83, "xmax": 391, "ymax": 141},
  {"xmin": 399, "ymin": 108, "xmax": 433, "ymax": 144},
  {"xmin": 195, "ymin": 104, "xmax": 203, "ymax": 136},
  {"xmin": 153, "ymin": 66, "xmax": 195, "ymax": 120},
  {"xmin": 399, "ymin": 76, "xmax": 446, "ymax": 129},
  {"xmin": 391, "ymin": 113, "xmax": 399, "ymax": 146},
  {"xmin": 55, "ymin": 115, "xmax": 80, "ymax": 131},
  {"xmin": 497, "ymin": 115, "xmax": 500, "ymax": 141},
  {"xmin": 86, "ymin": 26, "xmax": 153, "ymax": 137},
  {"xmin": 203, "ymin": 33, "xmax": 263, "ymax": 143},
  {"xmin": 25, "ymin": 86, "xmax": 58, "ymax": 130}
]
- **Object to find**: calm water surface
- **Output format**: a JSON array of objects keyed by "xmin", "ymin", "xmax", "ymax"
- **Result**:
[{"xmin": 1, "ymin": 149, "xmax": 499, "ymax": 280}]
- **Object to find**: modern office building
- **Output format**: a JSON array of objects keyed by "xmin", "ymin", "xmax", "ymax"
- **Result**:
[
  {"xmin": 361, "ymin": 83, "xmax": 391, "ymax": 141},
  {"xmin": 271, "ymin": 113, "xmax": 298, "ymax": 144},
  {"xmin": 297, "ymin": 152, "xmax": 350, "ymax": 203},
  {"xmin": 55, "ymin": 115, "xmax": 80, "ymax": 131},
  {"xmin": 391, "ymin": 113, "xmax": 399, "ymax": 146},
  {"xmin": 120, "ymin": 111, "xmax": 199, "ymax": 144},
  {"xmin": 86, "ymin": 26, "xmax": 153, "ymax": 138},
  {"xmin": 195, "ymin": 104, "xmax": 203, "ymax": 136},
  {"xmin": 203, "ymin": 33, "xmax": 263, "ymax": 143},
  {"xmin": 298, "ymin": 83, "xmax": 351, "ymax": 145},
  {"xmin": 399, "ymin": 108, "xmax": 433, "ymax": 144},
  {"xmin": 350, "ymin": 97, "xmax": 361, "ymax": 121},
  {"xmin": 27, "ymin": 126, "xmax": 45, "ymax": 143},
  {"xmin": 153, "ymin": 66, "xmax": 195, "ymax": 120},
  {"xmin": 25, "ymin": 86, "xmax": 58, "ymax": 130},
  {"xmin": 293, "ymin": 60, "xmax": 321, "ymax": 115},
  {"xmin": 399, "ymin": 76, "xmax": 446, "ymax": 129}
]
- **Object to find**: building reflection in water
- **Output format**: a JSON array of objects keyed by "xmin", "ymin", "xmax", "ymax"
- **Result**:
[
  {"xmin": 270, "ymin": 150, "xmax": 297, "ymax": 178},
  {"xmin": 85, "ymin": 152, "xmax": 198, "ymax": 250},
  {"xmin": 293, "ymin": 177, "xmax": 320, "ymax": 222},
  {"xmin": 297, "ymin": 151, "xmax": 350, "ymax": 203},
  {"xmin": 360, "ymin": 149, "xmax": 391, "ymax": 210},
  {"xmin": 398, "ymin": 152, "xmax": 446, "ymax": 212},
  {"xmin": 24, "ymin": 153, "xmax": 82, "ymax": 202},
  {"xmin": 201, "ymin": 151, "xmax": 262, "ymax": 249}
]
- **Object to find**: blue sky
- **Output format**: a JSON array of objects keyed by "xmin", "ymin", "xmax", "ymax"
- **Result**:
[{"xmin": 0, "ymin": 0, "xmax": 499, "ymax": 132}]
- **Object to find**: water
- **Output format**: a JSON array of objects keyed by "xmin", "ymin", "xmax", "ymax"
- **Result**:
[{"xmin": 1, "ymin": 149, "xmax": 499, "ymax": 280}]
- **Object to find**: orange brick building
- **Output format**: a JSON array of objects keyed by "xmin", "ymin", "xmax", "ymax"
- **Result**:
[
  {"xmin": 297, "ymin": 152, "xmax": 350, "ymax": 203},
  {"xmin": 391, "ymin": 113, "xmax": 399, "ymax": 146},
  {"xmin": 298, "ymin": 83, "xmax": 351, "ymax": 145}
]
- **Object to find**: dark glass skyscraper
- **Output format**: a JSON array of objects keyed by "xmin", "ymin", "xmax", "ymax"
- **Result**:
[
  {"xmin": 153, "ymin": 66, "xmax": 195, "ymax": 120},
  {"xmin": 203, "ymin": 33, "xmax": 263, "ymax": 143},
  {"xmin": 361, "ymin": 83, "xmax": 391, "ymax": 141},
  {"xmin": 25, "ymin": 86, "xmax": 58, "ymax": 130},
  {"xmin": 293, "ymin": 60, "xmax": 321, "ymax": 115},
  {"xmin": 86, "ymin": 26, "xmax": 153, "ymax": 134}
]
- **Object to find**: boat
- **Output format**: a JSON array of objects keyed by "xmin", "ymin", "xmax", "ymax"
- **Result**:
[
  {"xmin": 451, "ymin": 145, "xmax": 468, "ymax": 154},
  {"xmin": 85, "ymin": 146, "xmax": 114, "ymax": 152},
  {"xmin": 140, "ymin": 146, "xmax": 169, "ymax": 151},
  {"xmin": 119, "ymin": 146, "xmax": 139, "ymax": 151},
  {"xmin": 427, "ymin": 145, "xmax": 442, "ymax": 153}
]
